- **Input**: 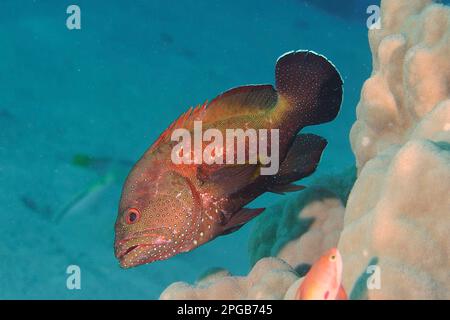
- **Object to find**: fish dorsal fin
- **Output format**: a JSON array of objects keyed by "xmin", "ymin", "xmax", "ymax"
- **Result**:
[
  {"xmin": 149, "ymin": 101, "xmax": 208, "ymax": 152},
  {"xmin": 149, "ymin": 85, "xmax": 277, "ymax": 152},
  {"xmin": 202, "ymin": 84, "xmax": 277, "ymax": 122}
]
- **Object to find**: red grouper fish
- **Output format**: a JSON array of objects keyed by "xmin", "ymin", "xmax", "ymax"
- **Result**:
[{"xmin": 114, "ymin": 50, "xmax": 343, "ymax": 268}]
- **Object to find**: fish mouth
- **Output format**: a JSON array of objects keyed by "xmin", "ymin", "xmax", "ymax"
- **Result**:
[
  {"xmin": 114, "ymin": 231, "xmax": 174, "ymax": 268},
  {"xmin": 116, "ymin": 244, "xmax": 145, "ymax": 260}
]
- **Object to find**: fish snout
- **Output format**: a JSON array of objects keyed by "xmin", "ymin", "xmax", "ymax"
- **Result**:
[
  {"xmin": 114, "ymin": 229, "xmax": 173, "ymax": 268},
  {"xmin": 326, "ymin": 248, "xmax": 341, "ymax": 262}
]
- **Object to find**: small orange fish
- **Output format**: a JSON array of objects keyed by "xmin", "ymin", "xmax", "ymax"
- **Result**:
[
  {"xmin": 114, "ymin": 51, "xmax": 343, "ymax": 268},
  {"xmin": 295, "ymin": 248, "xmax": 347, "ymax": 300}
]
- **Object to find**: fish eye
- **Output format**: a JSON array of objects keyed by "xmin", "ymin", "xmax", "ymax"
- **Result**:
[
  {"xmin": 125, "ymin": 208, "xmax": 140, "ymax": 224},
  {"xmin": 329, "ymin": 255, "xmax": 336, "ymax": 261}
]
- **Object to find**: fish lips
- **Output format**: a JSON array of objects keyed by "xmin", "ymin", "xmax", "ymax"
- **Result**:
[{"xmin": 114, "ymin": 232, "xmax": 173, "ymax": 268}]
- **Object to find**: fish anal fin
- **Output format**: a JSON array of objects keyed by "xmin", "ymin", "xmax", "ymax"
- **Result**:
[
  {"xmin": 268, "ymin": 183, "xmax": 305, "ymax": 195},
  {"xmin": 220, "ymin": 207, "xmax": 265, "ymax": 236},
  {"xmin": 220, "ymin": 224, "xmax": 243, "ymax": 236},
  {"xmin": 274, "ymin": 133, "xmax": 327, "ymax": 187}
]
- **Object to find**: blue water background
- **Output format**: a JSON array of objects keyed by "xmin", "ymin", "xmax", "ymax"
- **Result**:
[{"xmin": 0, "ymin": 0, "xmax": 381, "ymax": 299}]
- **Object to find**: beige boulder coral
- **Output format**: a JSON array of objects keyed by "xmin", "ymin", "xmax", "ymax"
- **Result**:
[
  {"xmin": 350, "ymin": 0, "xmax": 450, "ymax": 170},
  {"xmin": 284, "ymin": 278, "xmax": 304, "ymax": 300},
  {"xmin": 340, "ymin": 0, "xmax": 450, "ymax": 299},
  {"xmin": 340, "ymin": 139, "xmax": 450, "ymax": 299},
  {"xmin": 277, "ymin": 198, "xmax": 345, "ymax": 270},
  {"xmin": 159, "ymin": 258, "xmax": 299, "ymax": 300}
]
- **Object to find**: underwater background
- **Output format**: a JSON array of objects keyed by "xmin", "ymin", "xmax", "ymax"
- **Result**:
[{"xmin": 0, "ymin": 0, "xmax": 383, "ymax": 299}]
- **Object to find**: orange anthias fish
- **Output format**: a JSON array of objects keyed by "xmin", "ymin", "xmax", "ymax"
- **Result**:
[
  {"xmin": 295, "ymin": 248, "xmax": 347, "ymax": 300},
  {"xmin": 114, "ymin": 51, "xmax": 343, "ymax": 268}
]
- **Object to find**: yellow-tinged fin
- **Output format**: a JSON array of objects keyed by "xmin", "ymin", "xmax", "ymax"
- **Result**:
[
  {"xmin": 149, "ymin": 85, "xmax": 277, "ymax": 153},
  {"xmin": 149, "ymin": 101, "xmax": 208, "ymax": 152},
  {"xmin": 202, "ymin": 85, "xmax": 277, "ymax": 122},
  {"xmin": 149, "ymin": 50, "xmax": 343, "ymax": 153}
]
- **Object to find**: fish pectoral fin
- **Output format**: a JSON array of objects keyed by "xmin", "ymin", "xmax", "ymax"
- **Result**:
[
  {"xmin": 273, "ymin": 133, "xmax": 327, "ymax": 188},
  {"xmin": 219, "ymin": 207, "xmax": 265, "ymax": 236},
  {"xmin": 197, "ymin": 163, "xmax": 259, "ymax": 194}
]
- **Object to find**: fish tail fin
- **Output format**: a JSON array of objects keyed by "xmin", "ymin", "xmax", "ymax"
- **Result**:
[{"xmin": 275, "ymin": 50, "xmax": 343, "ymax": 129}]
